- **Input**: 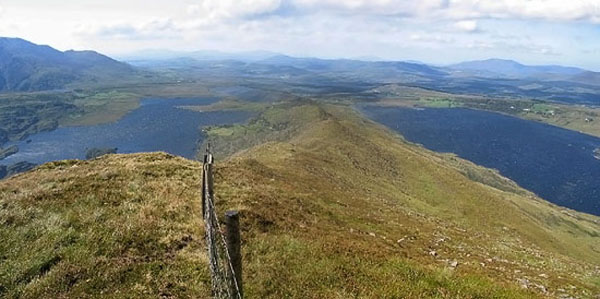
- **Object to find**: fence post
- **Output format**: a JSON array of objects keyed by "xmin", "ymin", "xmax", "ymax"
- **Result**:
[
  {"xmin": 225, "ymin": 210, "xmax": 243, "ymax": 299},
  {"xmin": 202, "ymin": 154, "xmax": 207, "ymax": 218},
  {"xmin": 203, "ymin": 151, "xmax": 226, "ymax": 297}
]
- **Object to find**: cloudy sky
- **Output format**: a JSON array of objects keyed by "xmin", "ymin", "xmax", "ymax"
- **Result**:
[{"xmin": 1, "ymin": 0, "xmax": 599, "ymax": 69}]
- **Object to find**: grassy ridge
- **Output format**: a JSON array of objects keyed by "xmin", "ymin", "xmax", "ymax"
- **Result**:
[
  {"xmin": 210, "ymin": 102, "xmax": 600, "ymax": 297},
  {"xmin": 1, "ymin": 101, "xmax": 599, "ymax": 298}
]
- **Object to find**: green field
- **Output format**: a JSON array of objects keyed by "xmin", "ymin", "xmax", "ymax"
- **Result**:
[
  {"xmin": 60, "ymin": 91, "xmax": 141, "ymax": 127},
  {"xmin": 378, "ymin": 92, "xmax": 600, "ymax": 138}
]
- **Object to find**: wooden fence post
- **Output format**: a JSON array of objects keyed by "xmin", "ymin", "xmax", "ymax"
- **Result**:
[
  {"xmin": 202, "ymin": 154, "xmax": 207, "ymax": 219},
  {"xmin": 225, "ymin": 210, "xmax": 243, "ymax": 299},
  {"xmin": 203, "ymin": 153, "xmax": 214, "ymax": 219}
]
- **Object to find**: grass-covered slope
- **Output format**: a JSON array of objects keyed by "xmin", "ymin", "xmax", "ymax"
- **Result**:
[
  {"xmin": 0, "ymin": 154, "xmax": 209, "ymax": 297},
  {"xmin": 1, "ymin": 102, "xmax": 599, "ymax": 298}
]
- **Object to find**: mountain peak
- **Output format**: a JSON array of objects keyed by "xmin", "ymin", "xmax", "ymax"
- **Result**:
[
  {"xmin": 0, "ymin": 37, "xmax": 134, "ymax": 92},
  {"xmin": 449, "ymin": 58, "xmax": 585, "ymax": 78}
]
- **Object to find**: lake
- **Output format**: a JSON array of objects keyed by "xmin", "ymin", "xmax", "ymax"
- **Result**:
[
  {"xmin": 1, "ymin": 98, "xmax": 253, "ymax": 165},
  {"xmin": 359, "ymin": 106, "xmax": 600, "ymax": 216}
]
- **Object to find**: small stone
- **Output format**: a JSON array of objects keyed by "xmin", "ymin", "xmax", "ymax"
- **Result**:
[
  {"xmin": 397, "ymin": 238, "xmax": 405, "ymax": 244},
  {"xmin": 429, "ymin": 250, "xmax": 437, "ymax": 257},
  {"xmin": 539, "ymin": 273, "xmax": 548, "ymax": 278},
  {"xmin": 517, "ymin": 278, "xmax": 530, "ymax": 289},
  {"xmin": 369, "ymin": 232, "xmax": 376, "ymax": 237},
  {"xmin": 450, "ymin": 260, "xmax": 458, "ymax": 268},
  {"xmin": 534, "ymin": 283, "xmax": 547, "ymax": 293}
]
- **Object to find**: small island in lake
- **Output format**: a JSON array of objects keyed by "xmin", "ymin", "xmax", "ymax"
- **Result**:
[{"xmin": 0, "ymin": 145, "xmax": 18, "ymax": 160}]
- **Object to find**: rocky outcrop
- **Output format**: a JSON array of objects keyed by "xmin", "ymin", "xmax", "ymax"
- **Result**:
[
  {"xmin": 85, "ymin": 147, "xmax": 117, "ymax": 160},
  {"xmin": 0, "ymin": 145, "xmax": 18, "ymax": 160}
]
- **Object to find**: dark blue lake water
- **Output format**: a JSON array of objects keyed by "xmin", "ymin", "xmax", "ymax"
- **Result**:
[
  {"xmin": 1, "ymin": 98, "xmax": 252, "ymax": 165},
  {"xmin": 360, "ymin": 106, "xmax": 600, "ymax": 216}
]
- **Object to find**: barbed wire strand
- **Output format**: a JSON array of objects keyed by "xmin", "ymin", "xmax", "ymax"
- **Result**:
[
  {"xmin": 204, "ymin": 162, "xmax": 228, "ymax": 298},
  {"xmin": 203, "ymin": 154, "xmax": 242, "ymax": 299},
  {"xmin": 206, "ymin": 192, "xmax": 243, "ymax": 299}
]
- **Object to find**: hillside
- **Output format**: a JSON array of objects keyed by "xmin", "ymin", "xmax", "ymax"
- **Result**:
[
  {"xmin": 572, "ymin": 71, "xmax": 600, "ymax": 86},
  {"xmin": 448, "ymin": 59, "xmax": 585, "ymax": 79},
  {"xmin": 1, "ymin": 102, "xmax": 599, "ymax": 298},
  {"xmin": 0, "ymin": 38, "xmax": 137, "ymax": 92}
]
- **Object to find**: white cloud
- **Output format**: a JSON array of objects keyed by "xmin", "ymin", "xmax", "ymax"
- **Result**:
[
  {"xmin": 293, "ymin": 0, "xmax": 449, "ymax": 16},
  {"xmin": 409, "ymin": 33, "xmax": 455, "ymax": 44},
  {"xmin": 1, "ymin": 0, "xmax": 597, "ymax": 68},
  {"xmin": 453, "ymin": 20, "xmax": 478, "ymax": 32},
  {"xmin": 75, "ymin": 19, "xmax": 180, "ymax": 40},
  {"xmin": 252, "ymin": 0, "xmax": 600, "ymax": 23},
  {"xmin": 187, "ymin": 0, "xmax": 282, "ymax": 20},
  {"xmin": 456, "ymin": 0, "xmax": 600, "ymax": 22}
]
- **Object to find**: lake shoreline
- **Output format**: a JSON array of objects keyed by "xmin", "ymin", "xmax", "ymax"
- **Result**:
[
  {"xmin": 0, "ymin": 97, "xmax": 253, "ymax": 169},
  {"xmin": 359, "ymin": 105, "xmax": 600, "ymax": 216}
]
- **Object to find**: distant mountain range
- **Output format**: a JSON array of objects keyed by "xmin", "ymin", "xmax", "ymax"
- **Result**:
[
  {"xmin": 125, "ymin": 49, "xmax": 599, "ymax": 84},
  {"xmin": 117, "ymin": 49, "xmax": 280, "ymax": 62},
  {"xmin": 447, "ymin": 58, "xmax": 590, "ymax": 81},
  {"xmin": 0, "ymin": 37, "xmax": 137, "ymax": 92},
  {"xmin": 1, "ymin": 37, "xmax": 599, "ymax": 96}
]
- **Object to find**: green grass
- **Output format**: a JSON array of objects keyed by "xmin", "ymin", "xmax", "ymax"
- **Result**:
[
  {"xmin": 529, "ymin": 103, "xmax": 556, "ymax": 114},
  {"xmin": 1, "ymin": 101, "xmax": 599, "ymax": 298},
  {"xmin": 180, "ymin": 99, "xmax": 269, "ymax": 113},
  {"xmin": 418, "ymin": 98, "xmax": 463, "ymax": 108},
  {"xmin": 208, "ymin": 102, "xmax": 600, "ymax": 297},
  {"xmin": 0, "ymin": 155, "xmax": 210, "ymax": 298},
  {"xmin": 60, "ymin": 91, "xmax": 140, "ymax": 126}
]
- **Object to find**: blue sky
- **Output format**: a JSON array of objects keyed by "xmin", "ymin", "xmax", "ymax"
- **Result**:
[{"xmin": 1, "ymin": 0, "xmax": 600, "ymax": 69}]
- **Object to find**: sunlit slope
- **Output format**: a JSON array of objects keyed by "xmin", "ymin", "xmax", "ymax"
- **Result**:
[
  {"xmin": 209, "ymin": 102, "xmax": 600, "ymax": 297},
  {"xmin": 0, "ymin": 154, "xmax": 210, "ymax": 297},
  {"xmin": 1, "ymin": 102, "xmax": 599, "ymax": 298}
]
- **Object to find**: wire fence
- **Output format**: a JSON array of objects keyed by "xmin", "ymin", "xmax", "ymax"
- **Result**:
[{"xmin": 203, "ymin": 148, "xmax": 243, "ymax": 299}]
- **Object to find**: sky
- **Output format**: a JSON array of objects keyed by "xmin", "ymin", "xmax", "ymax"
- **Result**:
[{"xmin": 1, "ymin": 0, "xmax": 600, "ymax": 69}]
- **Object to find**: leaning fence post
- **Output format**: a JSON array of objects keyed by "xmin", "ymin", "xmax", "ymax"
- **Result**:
[{"xmin": 225, "ymin": 210, "xmax": 243, "ymax": 299}]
